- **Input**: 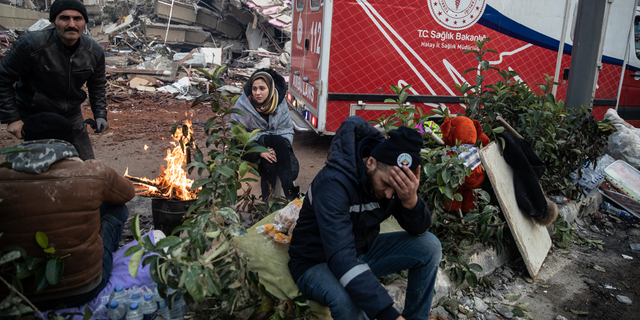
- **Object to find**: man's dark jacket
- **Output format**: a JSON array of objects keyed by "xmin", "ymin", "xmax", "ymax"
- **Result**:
[
  {"xmin": 288, "ymin": 116, "xmax": 432, "ymax": 320},
  {"xmin": 0, "ymin": 27, "xmax": 107, "ymax": 124}
]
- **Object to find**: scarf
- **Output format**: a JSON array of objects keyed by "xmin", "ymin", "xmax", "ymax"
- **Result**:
[{"xmin": 249, "ymin": 71, "xmax": 278, "ymax": 114}]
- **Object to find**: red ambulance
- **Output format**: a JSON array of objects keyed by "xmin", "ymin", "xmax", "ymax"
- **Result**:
[{"xmin": 287, "ymin": 0, "xmax": 640, "ymax": 133}]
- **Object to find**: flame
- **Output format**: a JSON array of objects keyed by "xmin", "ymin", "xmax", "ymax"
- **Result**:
[
  {"xmin": 144, "ymin": 145, "xmax": 149, "ymax": 151},
  {"xmin": 125, "ymin": 119, "xmax": 198, "ymax": 200}
]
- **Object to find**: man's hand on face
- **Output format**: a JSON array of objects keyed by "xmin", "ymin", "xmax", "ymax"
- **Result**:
[
  {"xmin": 389, "ymin": 164, "xmax": 421, "ymax": 209},
  {"xmin": 7, "ymin": 120, "xmax": 24, "ymax": 139}
]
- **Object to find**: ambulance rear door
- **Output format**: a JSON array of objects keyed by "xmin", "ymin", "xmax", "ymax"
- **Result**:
[{"xmin": 289, "ymin": 0, "xmax": 325, "ymax": 131}]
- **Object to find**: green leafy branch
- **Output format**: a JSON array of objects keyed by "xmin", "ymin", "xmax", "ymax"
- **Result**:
[
  {"xmin": 125, "ymin": 65, "xmax": 310, "ymax": 320},
  {"xmin": 1, "ymin": 231, "xmax": 69, "ymax": 319},
  {"xmin": 457, "ymin": 38, "xmax": 611, "ymax": 197}
]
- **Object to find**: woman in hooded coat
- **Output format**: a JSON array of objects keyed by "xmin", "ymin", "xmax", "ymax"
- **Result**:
[{"xmin": 231, "ymin": 68, "xmax": 300, "ymax": 200}]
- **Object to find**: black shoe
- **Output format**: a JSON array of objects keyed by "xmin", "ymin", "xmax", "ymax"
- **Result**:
[{"xmin": 285, "ymin": 186, "xmax": 301, "ymax": 201}]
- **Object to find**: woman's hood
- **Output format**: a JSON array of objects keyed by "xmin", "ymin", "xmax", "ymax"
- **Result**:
[{"xmin": 243, "ymin": 68, "xmax": 288, "ymax": 106}]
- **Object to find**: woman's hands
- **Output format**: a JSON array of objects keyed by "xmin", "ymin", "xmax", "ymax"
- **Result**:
[{"xmin": 260, "ymin": 147, "xmax": 277, "ymax": 163}]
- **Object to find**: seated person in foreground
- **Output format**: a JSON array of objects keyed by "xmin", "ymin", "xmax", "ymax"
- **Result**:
[
  {"xmin": 288, "ymin": 116, "xmax": 442, "ymax": 320},
  {"xmin": 0, "ymin": 113, "xmax": 135, "ymax": 308},
  {"xmin": 230, "ymin": 68, "xmax": 300, "ymax": 200}
]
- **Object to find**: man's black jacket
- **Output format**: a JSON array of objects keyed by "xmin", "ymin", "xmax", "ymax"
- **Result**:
[
  {"xmin": 288, "ymin": 116, "xmax": 431, "ymax": 320},
  {"xmin": 0, "ymin": 27, "xmax": 107, "ymax": 124}
]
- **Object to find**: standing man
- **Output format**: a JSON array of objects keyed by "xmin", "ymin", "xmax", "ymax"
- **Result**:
[
  {"xmin": 288, "ymin": 116, "xmax": 442, "ymax": 320},
  {"xmin": 0, "ymin": 0, "xmax": 108, "ymax": 160}
]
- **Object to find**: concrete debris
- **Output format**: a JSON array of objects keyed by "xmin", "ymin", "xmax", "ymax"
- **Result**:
[
  {"xmin": 104, "ymin": 15, "xmax": 134, "ymax": 35},
  {"xmin": 255, "ymin": 57, "xmax": 271, "ymax": 69},
  {"xmin": 0, "ymin": 3, "xmax": 47, "ymax": 30},
  {"xmin": 200, "ymin": 48, "xmax": 224, "ymax": 66},
  {"xmin": 136, "ymin": 86, "xmax": 157, "ymax": 92},
  {"xmin": 173, "ymin": 52, "xmax": 207, "ymax": 68},
  {"xmin": 382, "ymin": 280, "xmax": 407, "ymax": 315},
  {"xmin": 431, "ymin": 306, "xmax": 453, "ymax": 320},
  {"xmin": 105, "ymin": 56, "xmax": 130, "ymax": 68},
  {"xmin": 616, "ymin": 295, "xmax": 633, "ymax": 304},
  {"xmin": 494, "ymin": 304, "xmax": 514, "ymax": 319},
  {"xmin": 28, "ymin": 19, "xmax": 51, "ymax": 31},
  {"xmin": 129, "ymin": 76, "xmax": 158, "ymax": 88},
  {"xmin": 474, "ymin": 296, "xmax": 489, "ymax": 313},
  {"xmin": 217, "ymin": 85, "xmax": 243, "ymax": 95},
  {"xmin": 0, "ymin": 0, "xmax": 293, "ymax": 104}
]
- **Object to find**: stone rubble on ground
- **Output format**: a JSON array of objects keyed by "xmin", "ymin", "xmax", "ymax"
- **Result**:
[
  {"xmin": 616, "ymin": 295, "xmax": 633, "ymax": 304},
  {"xmin": 384, "ymin": 263, "xmax": 551, "ymax": 320}
]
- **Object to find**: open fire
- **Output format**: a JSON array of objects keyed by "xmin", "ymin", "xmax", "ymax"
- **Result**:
[{"xmin": 124, "ymin": 117, "xmax": 198, "ymax": 201}]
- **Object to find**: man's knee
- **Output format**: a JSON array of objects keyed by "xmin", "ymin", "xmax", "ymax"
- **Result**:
[
  {"xmin": 416, "ymin": 232, "xmax": 442, "ymax": 262},
  {"xmin": 100, "ymin": 203, "xmax": 130, "ymax": 225}
]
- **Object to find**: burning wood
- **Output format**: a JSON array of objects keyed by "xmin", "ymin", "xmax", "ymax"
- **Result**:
[{"xmin": 125, "ymin": 118, "xmax": 198, "ymax": 201}]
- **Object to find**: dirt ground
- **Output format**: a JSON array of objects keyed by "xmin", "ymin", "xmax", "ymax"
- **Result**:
[
  {"xmin": 518, "ymin": 216, "xmax": 640, "ymax": 320},
  {"xmin": 1, "ymin": 91, "xmax": 639, "ymax": 319},
  {"xmin": 0, "ymin": 90, "xmax": 332, "ymax": 197}
]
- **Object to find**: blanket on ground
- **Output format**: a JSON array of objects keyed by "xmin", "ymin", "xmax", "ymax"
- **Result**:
[{"xmin": 43, "ymin": 233, "xmax": 157, "ymax": 319}]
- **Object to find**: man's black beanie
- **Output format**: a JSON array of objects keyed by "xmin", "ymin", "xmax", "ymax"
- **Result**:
[
  {"xmin": 370, "ymin": 126, "xmax": 422, "ymax": 170},
  {"xmin": 49, "ymin": 0, "xmax": 88, "ymax": 23},
  {"xmin": 23, "ymin": 112, "xmax": 73, "ymax": 142}
]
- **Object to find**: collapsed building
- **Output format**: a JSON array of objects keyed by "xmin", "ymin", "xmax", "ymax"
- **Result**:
[{"xmin": 0, "ymin": 0, "xmax": 293, "ymax": 99}]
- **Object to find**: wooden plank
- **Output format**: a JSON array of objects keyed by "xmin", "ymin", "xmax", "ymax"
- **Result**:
[
  {"xmin": 107, "ymin": 68, "xmax": 172, "ymax": 75},
  {"xmin": 479, "ymin": 141, "xmax": 551, "ymax": 278}
]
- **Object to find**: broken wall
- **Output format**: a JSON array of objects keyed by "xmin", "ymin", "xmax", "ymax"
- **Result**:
[{"xmin": 0, "ymin": 3, "xmax": 47, "ymax": 29}]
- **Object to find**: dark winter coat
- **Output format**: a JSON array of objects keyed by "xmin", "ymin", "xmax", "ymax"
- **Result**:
[
  {"xmin": 0, "ymin": 140, "xmax": 134, "ymax": 297},
  {"xmin": 288, "ymin": 116, "xmax": 432, "ymax": 320},
  {"xmin": 0, "ymin": 28, "xmax": 107, "ymax": 124}
]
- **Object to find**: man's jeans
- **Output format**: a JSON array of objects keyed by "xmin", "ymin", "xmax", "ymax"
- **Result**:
[
  {"xmin": 68, "ymin": 113, "xmax": 95, "ymax": 161},
  {"xmin": 296, "ymin": 232, "xmax": 442, "ymax": 320},
  {"xmin": 57, "ymin": 203, "xmax": 129, "ymax": 308}
]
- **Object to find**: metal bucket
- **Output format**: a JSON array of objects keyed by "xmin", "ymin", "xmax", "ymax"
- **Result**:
[{"xmin": 151, "ymin": 198, "xmax": 195, "ymax": 236}]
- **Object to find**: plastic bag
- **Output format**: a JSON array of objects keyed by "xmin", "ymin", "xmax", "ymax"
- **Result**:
[
  {"xmin": 603, "ymin": 109, "xmax": 640, "ymax": 170},
  {"xmin": 257, "ymin": 198, "xmax": 303, "ymax": 244}
]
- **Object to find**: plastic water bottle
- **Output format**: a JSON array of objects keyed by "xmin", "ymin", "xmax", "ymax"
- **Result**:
[
  {"xmin": 110, "ymin": 285, "xmax": 127, "ymax": 304},
  {"xmin": 90, "ymin": 303, "xmax": 109, "ymax": 320},
  {"xmin": 549, "ymin": 195, "xmax": 570, "ymax": 204},
  {"xmin": 154, "ymin": 300, "xmax": 171, "ymax": 320},
  {"xmin": 140, "ymin": 294, "xmax": 158, "ymax": 317},
  {"xmin": 601, "ymin": 202, "xmax": 632, "ymax": 218},
  {"xmin": 129, "ymin": 293, "xmax": 141, "ymax": 306},
  {"xmin": 151, "ymin": 283, "xmax": 162, "ymax": 302},
  {"xmin": 126, "ymin": 303, "xmax": 144, "ymax": 320},
  {"xmin": 107, "ymin": 301, "xmax": 127, "ymax": 320},
  {"xmin": 569, "ymin": 170, "xmax": 579, "ymax": 183},
  {"xmin": 169, "ymin": 293, "xmax": 186, "ymax": 320}
]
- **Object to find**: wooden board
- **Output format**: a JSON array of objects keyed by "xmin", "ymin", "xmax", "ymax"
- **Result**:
[{"xmin": 479, "ymin": 142, "xmax": 551, "ymax": 277}]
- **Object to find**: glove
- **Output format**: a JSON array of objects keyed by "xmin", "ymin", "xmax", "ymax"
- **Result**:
[
  {"xmin": 83, "ymin": 118, "xmax": 97, "ymax": 131},
  {"xmin": 96, "ymin": 118, "xmax": 109, "ymax": 133}
]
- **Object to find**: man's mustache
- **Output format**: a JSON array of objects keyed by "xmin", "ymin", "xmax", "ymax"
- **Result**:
[{"xmin": 64, "ymin": 27, "xmax": 79, "ymax": 32}]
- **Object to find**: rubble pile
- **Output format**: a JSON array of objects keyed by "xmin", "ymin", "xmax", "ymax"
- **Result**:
[
  {"xmin": 0, "ymin": 0, "xmax": 293, "ymax": 101},
  {"xmin": 95, "ymin": 0, "xmax": 292, "ymax": 99}
]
